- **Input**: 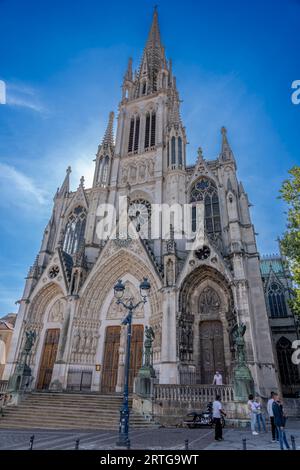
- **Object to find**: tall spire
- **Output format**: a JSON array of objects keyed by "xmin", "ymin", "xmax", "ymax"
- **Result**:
[
  {"xmin": 146, "ymin": 6, "xmax": 162, "ymax": 50},
  {"xmin": 57, "ymin": 166, "xmax": 71, "ymax": 198},
  {"xmin": 136, "ymin": 7, "xmax": 166, "ymax": 95},
  {"xmin": 101, "ymin": 111, "xmax": 115, "ymax": 151},
  {"xmin": 219, "ymin": 127, "xmax": 236, "ymax": 166}
]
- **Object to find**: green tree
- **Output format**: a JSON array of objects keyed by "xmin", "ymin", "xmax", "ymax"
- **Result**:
[{"xmin": 279, "ymin": 166, "xmax": 300, "ymax": 316}]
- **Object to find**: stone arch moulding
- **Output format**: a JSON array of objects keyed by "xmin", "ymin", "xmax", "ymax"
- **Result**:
[
  {"xmin": 77, "ymin": 248, "xmax": 162, "ymax": 321},
  {"xmin": 177, "ymin": 265, "xmax": 237, "ymax": 383},
  {"xmin": 22, "ymin": 283, "xmax": 66, "ymax": 373},
  {"xmin": 178, "ymin": 265, "xmax": 235, "ymax": 326}
]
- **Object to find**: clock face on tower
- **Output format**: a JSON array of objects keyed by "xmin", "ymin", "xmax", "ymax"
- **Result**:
[{"xmin": 195, "ymin": 246, "xmax": 211, "ymax": 261}]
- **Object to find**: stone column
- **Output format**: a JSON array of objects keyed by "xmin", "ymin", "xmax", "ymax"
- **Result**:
[
  {"xmin": 159, "ymin": 288, "xmax": 178, "ymax": 384},
  {"xmin": 116, "ymin": 325, "xmax": 126, "ymax": 393}
]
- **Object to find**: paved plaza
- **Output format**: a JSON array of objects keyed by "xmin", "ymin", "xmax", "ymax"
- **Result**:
[{"xmin": 0, "ymin": 421, "xmax": 299, "ymax": 450}]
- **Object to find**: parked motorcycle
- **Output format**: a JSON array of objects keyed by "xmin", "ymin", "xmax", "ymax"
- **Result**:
[{"xmin": 184, "ymin": 402, "xmax": 225, "ymax": 428}]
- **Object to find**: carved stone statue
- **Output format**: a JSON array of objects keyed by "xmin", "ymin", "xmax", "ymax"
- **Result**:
[
  {"xmin": 135, "ymin": 326, "xmax": 156, "ymax": 396},
  {"xmin": 23, "ymin": 330, "xmax": 36, "ymax": 354},
  {"xmin": 232, "ymin": 323, "xmax": 254, "ymax": 401},
  {"xmin": 144, "ymin": 326, "xmax": 155, "ymax": 368},
  {"xmin": 233, "ymin": 323, "xmax": 247, "ymax": 365}
]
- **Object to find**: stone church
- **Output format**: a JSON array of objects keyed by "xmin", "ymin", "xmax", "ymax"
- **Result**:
[{"xmin": 4, "ymin": 10, "xmax": 280, "ymax": 399}]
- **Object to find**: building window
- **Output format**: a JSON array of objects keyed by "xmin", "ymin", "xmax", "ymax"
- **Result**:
[
  {"xmin": 145, "ymin": 112, "xmax": 156, "ymax": 149},
  {"xmin": 276, "ymin": 337, "xmax": 299, "ymax": 387},
  {"xmin": 190, "ymin": 178, "xmax": 221, "ymax": 235},
  {"xmin": 101, "ymin": 156, "xmax": 109, "ymax": 186},
  {"xmin": 151, "ymin": 112, "xmax": 156, "ymax": 147},
  {"xmin": 268, "ymin": 282, "xmax": 288, "ymax": 318},
  {"xmin": 128, "ymin": 118, "xmax": 135, "ymax": 153},
  {"xmin": 178, "ymin": 136, "xmax": 183, "ymax": 166},
  {"xmin": 128, "ymin": 115, "xmax": 140, "ymax": 154},
  {"xmin": 142, "ymin": 82, "xmax": 147, "ymax": 95},
  {"xmin": 134, "ymin": 116, "xmax": 140, "ymax": 152},
  {"xmin": 63, "ymin": 206, "xmax": 87, "ymax": 255},
  {"xmin": 171, "ymin": 136, "xmax": 176, "ymax": 166},
  {"xmin": 145, "ymin": 113, "xmax": 150, "ymax": 149}
]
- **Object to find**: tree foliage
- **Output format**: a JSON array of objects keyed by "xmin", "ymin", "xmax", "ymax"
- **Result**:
[{"xmin": 279, "ymin": 166, "xmax": 300, "ymax": 316}]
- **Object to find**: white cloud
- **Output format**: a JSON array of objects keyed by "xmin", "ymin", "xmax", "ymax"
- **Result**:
[
  {"xmin": 5, "ymin": 82, "xmax": 47, "ymax": 114},
  {"xmin": 0, "ymin": 163, "xmax": 48, "ymax": 208}
]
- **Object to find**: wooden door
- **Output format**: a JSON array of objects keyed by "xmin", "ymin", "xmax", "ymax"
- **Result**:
[
  {"xmin": 101, "ymin": 326, "xmax": 121, "ymax": 393},
  {"xmin": 129, "ymin": 325, "xmax": 144, "ymax": 392},
  {"xmin": 37, "ymin": 329, "xmax": 60, "ymax": 390},
  {"xmin": 199, "ymin": 321, "xmax": 225, "ymax": 384}
]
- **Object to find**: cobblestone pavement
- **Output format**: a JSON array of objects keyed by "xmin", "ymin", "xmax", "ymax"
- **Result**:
[{"xmin": 0, "ymin": 422, "xmax": 299, "ymax": 450}]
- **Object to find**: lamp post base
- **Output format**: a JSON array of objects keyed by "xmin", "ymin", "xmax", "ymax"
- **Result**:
[{"xmin": 116, "ymin": 436, "xmax": 130, "ymax": 448}]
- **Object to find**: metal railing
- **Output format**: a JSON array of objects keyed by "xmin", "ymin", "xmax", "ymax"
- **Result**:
[{"xmin": 0, "ymin": 380, "xmax": 8, "ymax": 394}]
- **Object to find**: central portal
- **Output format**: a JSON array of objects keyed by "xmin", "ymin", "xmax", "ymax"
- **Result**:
[
  {"xmin": 199, "ymin": 320, "xmax": 225, "ymax": 384},
  {"xmin": 101, "ymin": 324, "xmax": 144, "ymax": 393}
]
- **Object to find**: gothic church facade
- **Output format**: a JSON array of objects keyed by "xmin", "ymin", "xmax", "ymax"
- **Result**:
[{"xmin": 4, "ymin": 10, "xmax": 279, "ymax": 397}]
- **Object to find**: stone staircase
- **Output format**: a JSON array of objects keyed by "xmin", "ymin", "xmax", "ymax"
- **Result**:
[{"xmin": 0, "ymin": 392, "xmax": 156, "ymax": 430}]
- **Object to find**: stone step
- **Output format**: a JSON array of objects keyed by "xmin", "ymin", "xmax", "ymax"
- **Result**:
[{"xmin": 0, "ymin": 392, "xmax": 154, "ymax": 430}]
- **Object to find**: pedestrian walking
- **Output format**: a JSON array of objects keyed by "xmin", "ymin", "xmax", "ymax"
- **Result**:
[
  {"xmin": 272, "ymin": 393, "xmax": 290, "ymax": 450},
  {"xmin": 267, "ymin": 391, "xmax": 279, "ymax": 442},
  {"xmin": 247, "ymin": 394, "xmax": 258, "ymax": 435},
  {"xmin": 254, "ymin": 396, "xmax": 266, "ymax": 432},
  {"xmin": 213, "ymin": 394, "xmax": 226, "ymax": 441}
]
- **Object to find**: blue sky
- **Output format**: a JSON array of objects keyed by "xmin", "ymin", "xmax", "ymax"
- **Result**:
[{"xmin": 0, "ymin": 0, "xmax": 299, "ymax": 313}]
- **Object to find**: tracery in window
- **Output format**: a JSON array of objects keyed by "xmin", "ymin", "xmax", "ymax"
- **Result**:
[
  {"xmin": 190, "ymin": 178, "xmax": 221, "ymax": 235},
  {"xmin": 63, "ymin": 206, "xmax": 87, "ymax": 255}
]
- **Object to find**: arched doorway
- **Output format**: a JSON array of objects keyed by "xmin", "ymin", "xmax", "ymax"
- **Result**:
[
  {"xmin": 101, "ymin": 324, "xmax": 144, "ymax": 393},
  {"xmin": 101, "ymin": 326, "xmax": 121, "ymax": 393},
  {"xmin": 178, "ymin": 266, "xmax": 236, "ymax": 385},
  {"xmin": 199, "ymin": 320, "xmax": 225, "ymax": 384},
  {"xmin": 37, "ymin": 328, "xmax": 60, "ymax": 390}
]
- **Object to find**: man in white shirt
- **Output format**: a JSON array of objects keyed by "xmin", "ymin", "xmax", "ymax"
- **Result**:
[
  {"xmin": 213, "ymin": 395, "xmax": 226, "ymax": 441},
  {"xmin": 267, "ymin": 391, "xmax": 278, "ymax": 442},
  {"xmin": 213, "ymin": 371, "xmax": 223, "ymax": 385}
]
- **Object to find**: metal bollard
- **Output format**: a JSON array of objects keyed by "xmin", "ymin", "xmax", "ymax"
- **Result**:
[
  {"xmin": 75, "ymin": 439, "xmax": 80, "ymax": 450},
  {"xmin": 29, "ymin": 434, "xmax": 35, "ymax": 450},
  {"xmin": 291, "ymin": 435, "xmax": 296, "ymax": 451},
  {"xmin": 242, "ymin": 438, "xmax": 247, "ymax": 450},
  {"xmin": 185, "ymin": 439, "xmax": 189, "ymax": 450}
]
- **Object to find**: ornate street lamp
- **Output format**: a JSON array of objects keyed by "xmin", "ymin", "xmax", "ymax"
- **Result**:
[{"xmin": 114, "ymin": 278, "xmax": 151, "ymax": 447}]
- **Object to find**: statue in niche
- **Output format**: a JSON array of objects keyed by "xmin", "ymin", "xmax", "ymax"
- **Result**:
[
  {"xmin": 23, "ymin": 330, "xmax": 36, "ymax": 354},
  {"xmin": 143, "ymin": 326, "xmax": 155, "ymax": 368},
  {"xmin": 121, "ymin": 166, "xmax": 128, "ymax": 184},
  {"xmin": 129, "ymin": 165, "xmax": 137, "ymax": 181},
  {"xmin": 147, "ymin": 160, "xmax": 154, "ymax": 177},
  {"xmin": 138, "ymin": 163, "xmax": 146, "ymax": 180},
  {"xmin": 72, "ymin": 329, "xmax": 80, "ymax": 353}
]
